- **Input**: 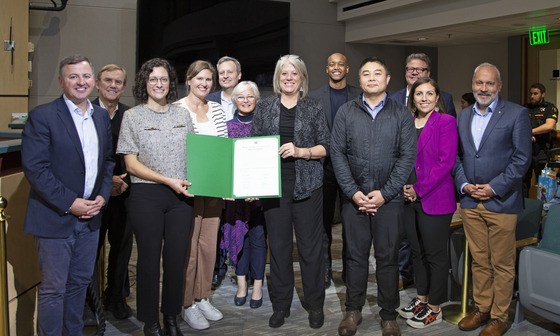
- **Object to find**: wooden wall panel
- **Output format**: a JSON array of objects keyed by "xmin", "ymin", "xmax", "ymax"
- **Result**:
[{"xmin": 0, "ymin": 0, "xmax": 29, "ymax": 95}]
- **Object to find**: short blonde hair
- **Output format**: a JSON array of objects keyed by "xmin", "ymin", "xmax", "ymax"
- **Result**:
[{"xmin": 272, "ymin": 55, "xmax": 309, "ymax": 99}]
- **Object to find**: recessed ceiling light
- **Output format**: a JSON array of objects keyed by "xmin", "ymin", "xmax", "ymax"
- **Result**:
[{"xmin": 418, "ymin": 37, "xmax": 428, "ymax": 41}]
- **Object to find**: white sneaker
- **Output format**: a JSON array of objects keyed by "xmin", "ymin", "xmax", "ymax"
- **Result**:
[
  {"xmin": 197, "ymin": 298, "xmax": 223, "ymax": 321},
  {"xmin": 183, "ymin": 304, "xmax": 210, "ymax": 330}
]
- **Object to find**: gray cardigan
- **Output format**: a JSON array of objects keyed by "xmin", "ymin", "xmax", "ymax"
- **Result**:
[{"xmin": 251, "ymin": 96, "xmax": 330, "ymax": 200}]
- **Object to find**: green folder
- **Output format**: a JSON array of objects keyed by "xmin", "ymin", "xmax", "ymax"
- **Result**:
[{"xmin": 187, "ymin": 133, "xmax": 282, "ymax": 198}]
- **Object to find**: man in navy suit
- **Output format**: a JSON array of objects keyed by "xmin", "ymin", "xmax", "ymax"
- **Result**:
[
  {"xmin": 208, "ymin": 56, "xmax": 243, "ymax": 289},
  {"xmin": 389, "ymin": 53, "xmax": 456, "ymax": 117},
  {"xmin": 389, "ymin": 52, "xmax": 457, "ymax": 290},
  {"xmin": 310, "ymin": 52, "xmax": 361, "ymax": 288},
  {"xmin": 454, "ymin": 63, "xmax": 531, "ymax": 336},
  {"xmin": 22, "ymin": 55, "xmax": 114, "ymax": 335},
  {"xmin": 206, "ymin": 56, "xmax": 242, "ymax": 121}
]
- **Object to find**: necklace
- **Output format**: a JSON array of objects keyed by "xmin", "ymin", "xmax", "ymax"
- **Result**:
[{"xmin": 235, "ymin": 115, "xmax": 252, "ymax": 124}]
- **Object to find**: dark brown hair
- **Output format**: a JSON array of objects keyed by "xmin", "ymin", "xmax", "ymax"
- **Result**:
[
  {"xmin": 407, "ymin": 77, "xmax": 446, "ymax": 115},
  {"xmin": 133, "ymin": 58, "xmax": 178, "ymax": 103}
]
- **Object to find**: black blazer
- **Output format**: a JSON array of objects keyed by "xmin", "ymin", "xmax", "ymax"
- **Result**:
[
  {"xmin": 389, "ymin": 88, "xmax": 457, "ymax": 118},
  {"xmin": 310, "ymin": 84, "xmax": 362, "ymax": 130},
  {"xmin": 92, "ymin": 98, "xmax": 130, "ymax": 176}
]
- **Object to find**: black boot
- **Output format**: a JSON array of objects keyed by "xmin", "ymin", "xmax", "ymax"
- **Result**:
[
  {"xmin": 143, "ymin": 321, "xmax": 163, "ymax": 336},
  {"xmin": 163, "ymin": 314, "xmax": 184, "ymax": 336}
]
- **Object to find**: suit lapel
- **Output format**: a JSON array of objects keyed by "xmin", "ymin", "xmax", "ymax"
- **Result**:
[
  {"xmin": 57, "ymin": 97, "xmax": 85, "ymax": 166},
  {"xmin": 465, "ymin": 107, "xmax": 477, "ymax": 150},
  {"xmin": 478, "ymin": 98, "xmax": 505, "ymax": 150},
  {"xmin": 92, "ymin": 107, "xmax": 105, "ymax": 172},
  {"xmin": 417, "ymin": 112, "xmax": 437, "ymax": 153}
]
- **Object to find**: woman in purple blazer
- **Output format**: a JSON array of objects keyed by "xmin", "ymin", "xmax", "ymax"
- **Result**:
[{"xmin": 398, "ymin": 77, "xmax": 458, "ymax": 329}]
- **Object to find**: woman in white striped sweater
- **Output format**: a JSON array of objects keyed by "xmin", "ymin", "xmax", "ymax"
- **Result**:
[{"xmin": 174, "ymin": 60, "xmax": 228, "ymax": 331}]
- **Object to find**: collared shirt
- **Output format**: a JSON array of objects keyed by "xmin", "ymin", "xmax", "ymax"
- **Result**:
[
  {"xmin": 63, "ymin": 95, "xmax": 99, "ymax": 200},
  {"xmin": 362, "ymin": 93, "xmax": 387, "ymax": 120},
  {"xmin": 471, "ymin": 98, "xmax": 499, "ymax": 150},
  {"xmin": 405, "ymin": 87, "xmax": 410, "ymax": 105},
  {"xmin": 98, "ymin": 98, "xmax": 118, "ymax": 120},
  {"xmin": 460, "ymin": 97, "xmax": 499, "ymax": 194},
  {"xmin": 220, "ymin": 91, "xmax": 235, "ymax": 121}
]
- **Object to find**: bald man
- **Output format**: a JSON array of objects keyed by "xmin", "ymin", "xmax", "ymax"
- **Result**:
[
  {"xmin": 310, "ymin": 53, "xmax": 361, "ymax": 288},
  {"xmin": 455, "ymin": 63, "xmax": 531, "ymax": 336}
]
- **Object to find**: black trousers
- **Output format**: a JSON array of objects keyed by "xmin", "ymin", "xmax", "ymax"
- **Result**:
[
  {"xmin": 261, "ymin": 179, "xmax": 325, "ymax": 311},
  {"xmin": 322, "ymin": 165, "xmax": 345, "ymax": 274},
  {"xmin": 342, "ymin": 199, "xmax": 402, "ymax": 321},
  {"xmin": 403, "ymin": 201, "xmax": 452, "ymax": 305},
  {"xmin": 127, "ymin": 184, "xmax": 193, "ymax": 323},
  {"xmin": 98, "ymin": 192, "xmax": 133, "ymax": 301}
]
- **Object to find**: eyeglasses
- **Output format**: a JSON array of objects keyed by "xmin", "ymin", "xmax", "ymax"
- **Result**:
[
  {"xmin": 148, "ymin": 77, "xmax": 169, "ymax": 85},
  {"xmin": 405, "ymin": 67, "xmax": 428, "ymax": 73},
  {"xmin": 236, "ymin": 95, "xmax": 256, "ymax": 102}
]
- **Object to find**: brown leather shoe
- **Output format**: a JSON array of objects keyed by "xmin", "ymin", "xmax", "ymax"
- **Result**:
[
  {"xmin": 479, "ymin": 319, "xmax": 508, "ymax": 336},
  {"xmin": 338, "ymin": 310, "xmax": 362, "ymax": 336},
  {"xmin": 381, "ymin": 319, "xmax": 401, "ymax": 336},
  {"xmin": 458, "ymin": 307, "xmax": 491, "ymax": 331}
]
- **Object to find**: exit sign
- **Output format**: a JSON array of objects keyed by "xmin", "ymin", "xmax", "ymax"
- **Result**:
[{"xmin": 530, "ymin": 27, "xmax": 550, "ymax": 45}]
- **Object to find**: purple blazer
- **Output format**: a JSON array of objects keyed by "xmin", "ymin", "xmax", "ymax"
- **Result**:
[{"xmin": 413, "ymin": 111, "xmax": 458, "ymax": 215}]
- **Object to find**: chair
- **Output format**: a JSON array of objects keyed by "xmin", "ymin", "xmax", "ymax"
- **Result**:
[
  {"xmin": 515, "ymin": 198, "xmax": 543, "ymax": 247},
  {"xmin": 515, "ymin": 203, "xmax": 560, "ymax": 327}
]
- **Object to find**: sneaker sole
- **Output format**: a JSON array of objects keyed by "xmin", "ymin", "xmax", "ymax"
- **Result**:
[
  {"xmin": 398, "ymin": 310, "xmax": 416, "ymax": 319},
  {"xmin": 200, "ymin": 312, "xmax": 223, "ymax": 321},
  {"xmin": 183, "ymin": 312, "xmax": 210, "ymax": 330},
  {"xmin": 406, "ymin": 317, "xmax": 442, "ymax": 329}
]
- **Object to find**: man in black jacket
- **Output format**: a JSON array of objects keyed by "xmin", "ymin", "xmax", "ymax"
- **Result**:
[
  {"xmin": 310, "ymin": 53, "xmax": 361, "ymax": 288},
  {"xmin": 91, "ymin": 64, "xmax": 133, "ymax": 320},
  {"xmin": 331, "ymin": 57, "xmax": 416, "ymax": 336}
]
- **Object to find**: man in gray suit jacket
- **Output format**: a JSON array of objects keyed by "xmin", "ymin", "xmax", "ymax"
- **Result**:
[
  {"xmin": 454, "ymin": 63, "xmax": 531, "ymax": 336},
  {"xmin": 310, "ymin": 53, "xmax": 361, "ymax": 288}
]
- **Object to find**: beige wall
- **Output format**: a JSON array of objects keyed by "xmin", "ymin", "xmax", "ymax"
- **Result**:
[
  {"xmin": 29, "ymin": 0, "xmax": 137, "ymax": 109},
  {"xmin": 278, "ymin": 0, "xmax": 410, "ymax": 92},
  {"xmin": 439, "ymin": 40, "xmax": 509, "ymax": 111}
]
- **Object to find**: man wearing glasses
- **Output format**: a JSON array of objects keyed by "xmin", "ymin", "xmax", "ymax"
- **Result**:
[
  {"xmin": 390, "ymin": 53, "xmax": 456, "ymax": 118},
  {"xmin": 389, "ymin": 52, "xmax": 456, "ymax": 292}
]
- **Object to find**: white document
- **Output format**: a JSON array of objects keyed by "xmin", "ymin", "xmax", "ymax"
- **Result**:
[{"xmin": 233, "ymin": 137, "xmax": 280, "ymax": 197}]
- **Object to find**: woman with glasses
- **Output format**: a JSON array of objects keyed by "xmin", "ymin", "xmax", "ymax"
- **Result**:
[
  {"xmin": 219, "ymin": 81, "xmax": 267, "ymax": 309},
  {"xmin": 174, "ymin": 60, "xmax": 228, "ymax": 331},
  {"xmin": 117, "ymin": 58, "xmax": 195, "ymax": 336},
  {"xmin": 398, "ymin": 77, "xmax": 458, "ymax": 329},
  {"xmin": 251, "ymin": 55, "xmax": 330, "ymax": 329}
]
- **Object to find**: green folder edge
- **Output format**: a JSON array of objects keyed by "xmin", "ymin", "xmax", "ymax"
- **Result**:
[{"xmin": 186, "ymin": 133, "xmax": 282, "ymax": 199}]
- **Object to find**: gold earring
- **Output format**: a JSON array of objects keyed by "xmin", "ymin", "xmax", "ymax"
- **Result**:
[{"xmin": 434, "ymin": 105, "xmax": 440, "ymax": 112}]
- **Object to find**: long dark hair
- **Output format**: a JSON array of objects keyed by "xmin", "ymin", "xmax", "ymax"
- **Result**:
[{"xmin": 407, "ymin": 77, "xmax": 446, "ymax": 115}]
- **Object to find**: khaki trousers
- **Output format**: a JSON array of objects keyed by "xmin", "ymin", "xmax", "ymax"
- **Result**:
[
  {"xmin": 460, "ymin": 203, "xmax": 517, "ymax": 322},
  {"xmin": 183, "ymin": 196, "xmax": 224, "ymax": 306}
]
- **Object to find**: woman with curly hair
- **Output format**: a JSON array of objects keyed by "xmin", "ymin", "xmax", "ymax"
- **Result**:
[{"xmin": 117, "ymin": 58, "xmax": 195, "ymax": 336}]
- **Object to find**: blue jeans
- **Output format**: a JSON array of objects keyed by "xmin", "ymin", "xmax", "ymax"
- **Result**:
[{"xmin": 35, "ymin": 222, "xmax": 99, "ymax": 336}]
